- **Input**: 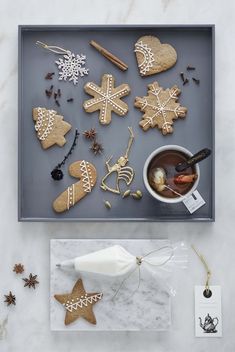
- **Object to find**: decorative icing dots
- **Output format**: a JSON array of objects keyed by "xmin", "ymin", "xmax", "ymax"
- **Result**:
[
  {"xmin": 135, "ymin": 81, "xmax": 187, "ymax": 135},
  {"xmin": 134, "ymin": 41, "xmax": 155, "ymax": 76},
  {"xmin": 34, "ymin": 108, "xmax": 55, "ymax": 141},
  {"xmin": 64, "ymin": 293, "xmax": 103, "ymax": 312},
  {"xmin": 67, "ymin": 184, "xmax": 75, "ymax": 210},
  {"xmin": 80, "ymin": 160, "xmax": 93, "ymax": 192},
  {"xmin": 83, "ymin": 74, "xmax": 130, "ymax": 125}
]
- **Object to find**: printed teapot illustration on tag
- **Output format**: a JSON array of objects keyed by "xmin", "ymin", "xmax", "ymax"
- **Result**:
[{"xmin": 199, "ymin": 313, "xmax": 219, "ymax": 333}]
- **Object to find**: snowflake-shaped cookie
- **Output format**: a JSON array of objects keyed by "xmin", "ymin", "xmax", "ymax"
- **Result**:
[
  {"xmin": 55, "ymin": 51, "xmax": 89, "ymax": 85},
  {"xmin": 134, "ymin": 81, "xmax": 187, "ymax": 135},
  {"xmin": 83, "ymin": 74, "xmax": 131, "ymax": 125}
]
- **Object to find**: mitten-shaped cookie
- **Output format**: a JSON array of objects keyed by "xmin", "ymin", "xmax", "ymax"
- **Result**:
[
  {"xmin": 53, "ymin": 160, "xmax": 97, "ymax": 213},
  {"xmin": 32, "ymin": 107, "xmax": 71, "ymax": 149}
]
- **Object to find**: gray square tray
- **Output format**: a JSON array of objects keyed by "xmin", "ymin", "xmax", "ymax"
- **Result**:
[{"xmin": 18, "ymin": 25, "xmax": 215, "ymax": 222}]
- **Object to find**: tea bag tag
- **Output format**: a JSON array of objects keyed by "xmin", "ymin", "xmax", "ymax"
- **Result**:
[
  {"xmin": 183, "ymin": 190, "xmax": 205, "ymax": 214},
  {"xmin": 195, "ymin": 285, "xmax": 222, "ymax": 337}
]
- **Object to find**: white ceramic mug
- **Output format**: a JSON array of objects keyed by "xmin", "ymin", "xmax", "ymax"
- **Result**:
[{"xmin": 143, "ymin": 145, "xmax": 200, "ymax": 204}]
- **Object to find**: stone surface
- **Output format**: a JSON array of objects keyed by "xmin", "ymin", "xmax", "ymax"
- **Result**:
[{"xmin": 50, "ymin": 239, "xmax": 172, "ymax": 331}]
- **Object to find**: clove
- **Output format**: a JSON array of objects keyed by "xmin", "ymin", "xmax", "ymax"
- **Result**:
[
  {"xmin": 187, "ymin": 65, "xmax": 195, "ymax": 71},
  {"xmin": 192, "ymin": 77, "xmax": 200, "ymax": 85},
  {"xmin": 180, "ymin": 72, "xmax": 185, "ymax": 82},
  {"xmin": 45, "ymin": 72, "xmax": 55, "ymax": 80},
  {"xmin": 183, "ymin": 78, "xmax": 189, "ymax": 85}
]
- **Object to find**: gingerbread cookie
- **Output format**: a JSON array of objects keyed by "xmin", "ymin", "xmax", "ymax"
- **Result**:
[
  {"xmin": 33, "ymin": 107, "xmax": 71, "ymax": 149},
  {"xmin": 134, "ymin": 81, "xmax": 187, "ymax": 135},
  {"xmin": 83, "ymin": 74, "xmax": 130, "ymax": 125},
  {"xmin": 54, "ymin": 279, "xmax": 103, "ymax": 326},
  {"xmin": 53, "ymin": 160, "xmax": 97, "ymax": 213},
  {"xmin": 134, "ymin": 36, "xmax": 177, "ymax": 76}
]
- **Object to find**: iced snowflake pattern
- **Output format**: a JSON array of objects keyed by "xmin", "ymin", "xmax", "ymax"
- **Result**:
[
  {"xmin": 134, "ymin": 81, "xmax": 187, "ymax": 135},
  {"xmin": 83, "ymin": 74, "xmax": 130, "ymax": 125},
  {"xmin": 55, "ymin": 51, "xmax": 89, "ymax": 85}
]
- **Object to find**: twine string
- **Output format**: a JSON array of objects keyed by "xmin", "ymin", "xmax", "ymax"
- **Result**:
[
  {"xmin": 192, "ymin": 245, "xmax": 211, "ymax": 292},
  {"xmin": 112, "ymin": 245, "xmax": 174, "ymax": 300},
  {"xmin": 36, "ymin": 41, "xmax": 69, "ymax": 55}
]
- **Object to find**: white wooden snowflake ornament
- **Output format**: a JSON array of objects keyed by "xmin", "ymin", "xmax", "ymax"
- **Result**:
[
  {"xmin": 55, "ymin": 52, "xmax": 89, "ymax": 85},
  {"xmin": 35, "ymin": 41, "xmax": 89, "ymax": 85}
]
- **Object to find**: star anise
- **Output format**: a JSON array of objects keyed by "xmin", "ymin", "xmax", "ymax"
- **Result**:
[
  {"xmin": 13, "ymin": 263, "xmax": 24, "ymax": 274},
  {"xmin": 4, "ymin": 291, "xmax": 16, "ymax": 306},
  {"xmin": 83, "ymin": 128, "xmax": 97, "ymax": 140},
  {"xmin": 90, "ymin": 140, "xmax": 103, "ymax": 155},
  {"xmin": 22, "ymin": 273, "xmax": 39, "ymax": 289}
]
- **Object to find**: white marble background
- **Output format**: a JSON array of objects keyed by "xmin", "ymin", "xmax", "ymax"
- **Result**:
[{"xmin": 0, "ymin": 0, "xmax": 234, "ymax": 351}]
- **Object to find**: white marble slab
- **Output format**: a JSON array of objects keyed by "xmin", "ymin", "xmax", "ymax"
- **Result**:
[{"xmin": 50, "ymin": 239, "xmax": 172, "ymax": 330}]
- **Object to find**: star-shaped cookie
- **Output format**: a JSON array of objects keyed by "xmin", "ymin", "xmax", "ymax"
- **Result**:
[
  {"xmin": 83, "ymin": 74, "xmax": 130, "ymax": 125},
  {"xmin": 54, "ymin": 279, "xmax": 103, "ymax": 325}
]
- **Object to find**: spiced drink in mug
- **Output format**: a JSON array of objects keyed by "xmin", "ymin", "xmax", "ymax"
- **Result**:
[{"xmin": 143, "ymin": 145, "xmax": 201, "ymax": 204}]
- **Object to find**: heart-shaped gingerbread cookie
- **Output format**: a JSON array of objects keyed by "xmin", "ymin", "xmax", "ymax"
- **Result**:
[{"xmin": 134, "ymin": 35, "xmax": 177, "ymax": 76}]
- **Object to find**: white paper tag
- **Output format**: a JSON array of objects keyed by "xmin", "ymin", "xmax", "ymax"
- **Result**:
[
  {"xmin": 183, "ymin": 190, "xmax": 206, "ymax": 214},
  {"xmin": 195, "ymin": 285, "xmax": 222, "ymax": 337}
]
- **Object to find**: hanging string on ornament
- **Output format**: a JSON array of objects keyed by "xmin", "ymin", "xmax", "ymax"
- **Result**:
[
  {"xmin": 36, "ymin": 41, "xmax": 89, "ymax": 85},
  {"xmin": 51, "ymin": 129, "xmax": 79, "ymax": 181},
  {"xmin": 192, "ymin": 245, "xmax": 212, "ymax": 297}
]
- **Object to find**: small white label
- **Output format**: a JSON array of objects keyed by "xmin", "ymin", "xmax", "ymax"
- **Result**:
[
  {"xmin": 183, "ymin": 190, "xmax": 206, "ymax": 214},
  {"xmin": 195, "ymin": 285, "xmax": 222, "ymax": 337}
]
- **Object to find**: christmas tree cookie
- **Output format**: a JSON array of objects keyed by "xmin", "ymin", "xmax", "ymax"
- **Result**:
[{"xmin": 32, "ymin": 107, "xmax": 71, "ymax": 149}]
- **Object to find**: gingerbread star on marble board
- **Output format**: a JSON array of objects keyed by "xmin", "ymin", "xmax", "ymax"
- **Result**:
[{"xmin": 54, "ymin": 279, "xmax": 103, "ymax": 326}]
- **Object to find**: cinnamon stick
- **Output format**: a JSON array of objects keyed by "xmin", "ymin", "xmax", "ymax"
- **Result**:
[{"xmin": 90, "ymin": 40, "xmax": 128, "ymax": 71}]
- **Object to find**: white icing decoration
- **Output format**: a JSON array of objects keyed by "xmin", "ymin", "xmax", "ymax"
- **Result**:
[
  {"xmin": 80, "ymin": 160, "xmax": 93, "ymax": 192},
  {"xmin": 84, "ymin": 75, "xmax": 129, "ymax": 124},
  {"xmin": 34, "ymin": 108, "xmax": 55, "ymax": 141},
  {"xmin": 134, "ymin": 41, "xmax": 155, "ymax": 75},
  {"xmin": 65, "ymin": 161, "xmax": 94, "ymax": 210},
  {"xmin": 64, "ymin": 293, "xmax": 103, "ymax": 313},
  {"xmin": 67, "ymin": 184, "xmax": 75, "ymax": 210},
  {"xmin": 55, "ymin": 51, "xmax": 89, "ymax": 85},
  {"xmin": 140, "ymin": 85, "xmax": 184, "ymax": 132}
]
